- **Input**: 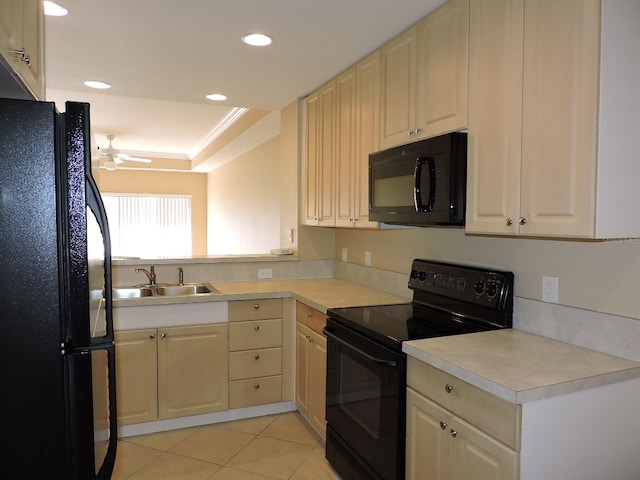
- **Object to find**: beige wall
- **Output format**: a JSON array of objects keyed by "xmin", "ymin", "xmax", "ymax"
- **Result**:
[
  {"xmin": 334, "ymin": 227, "xmax": 640, "ymax": 321},
  {"xmin": 207, "ymin": 136, "xmax": 281, "ymax": 254},
  {"xmin": 98, "ymin": 169, "xmax": 208, "ymax": 255}
]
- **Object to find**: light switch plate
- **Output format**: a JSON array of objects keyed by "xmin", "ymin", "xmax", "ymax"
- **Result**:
[
  {"xmin": 258, "ymin": 268, "xmax": 273, "ymax": 279},
  {"xmin": 542, "ymin": 276, "xmax": 559, "ymax": 303},
  {"xmin": 365, "ymin": 251, "xmax": 372, "ymax": 267}
]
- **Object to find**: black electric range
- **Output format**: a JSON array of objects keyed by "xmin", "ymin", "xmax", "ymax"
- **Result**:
[{"xmin": 324, "ymin": 259, "xmax": 514, "ymax": 480}]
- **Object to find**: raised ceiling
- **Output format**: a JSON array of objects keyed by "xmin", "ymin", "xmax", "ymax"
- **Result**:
[{"xmin": 45, "ymin": 0, "xmax": 447, "ymax": 167}]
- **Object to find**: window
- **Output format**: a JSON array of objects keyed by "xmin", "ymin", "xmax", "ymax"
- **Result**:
[{"xmin": 102, "ymin": 194, "xmax": 192, "ymax": 258}]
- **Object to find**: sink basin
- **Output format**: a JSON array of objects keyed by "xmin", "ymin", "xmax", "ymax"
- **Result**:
[
  {"xmin": 155, "ymin": 283, "xmax": 220, "ymax": 296},
  {"xmin": 112, "ymin": 283, "xmax": 220, "ymax": 299},
  {"xmin": 112, "ymin": 287, "xmax": 154, "ymax": 299}
]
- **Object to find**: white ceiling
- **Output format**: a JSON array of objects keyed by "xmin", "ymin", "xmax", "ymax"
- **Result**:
[{"xmin": 45, "ymin": 0, "xmax": 447, "ymax": 165}]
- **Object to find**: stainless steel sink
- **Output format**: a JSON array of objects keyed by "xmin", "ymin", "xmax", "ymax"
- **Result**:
[
  {"xmin": 112, "ymin": 286, "xmax": 154, "ymax": 299},
  {"xmin": 112, "ymin": 282, "xmax": 220, "ymax": 299},
  {"xmin": 155, "ymin": 283, "xmax": 220, "ymax": 296}
]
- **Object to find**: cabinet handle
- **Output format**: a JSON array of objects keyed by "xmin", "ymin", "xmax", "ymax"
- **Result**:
[
  {"xmin": 450, "ymin": 429, "xmax": 458, "ymax": 438},
  {"xmin": 440, "ymin": 421, "xmax": 447, "ymax": 430},
  {"xmin": 254, "ymin": 383, "xmax": 260, "ymax": 389},
  {"xmin": 253, "ymin": 304, "xmax": 260, "ymax": 309},
  {"xmin": 307, "ymin": 312, "xmax": 312, "ymax": 318},
  {"xmin": 160, "ymin": 333, "xmax": 167, "ymax": 339},
  {"xmin": 254, "ymin": 354, "xmax": 260, "ymax": 360},
  {"xmin": 9, "ymin": 49, "xmax": 31, "ymax": 67},
  {"xmin": 445, "ymin": 384, "xmax": 454, "ymax": 394},
  {"xmin": 505, "ymin": 217, "xmax": 513, "ymax": 226},
  {"xmin": 518, "ymin": 217, "xmax": 527, "ymax": 225},
  {"xmin": 149, "ymin": 334, "xmax": 156, "ymax": 340},
  {"xmin": 254, "ymin": 325, "xmax": 260, "ymax": 331}
]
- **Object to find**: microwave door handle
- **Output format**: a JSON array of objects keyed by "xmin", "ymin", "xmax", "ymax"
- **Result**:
[{"xmin": 415, "ymin": 156, "xmax": 436, "ymax": 212}]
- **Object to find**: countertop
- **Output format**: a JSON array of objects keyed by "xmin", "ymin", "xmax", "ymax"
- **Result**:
[
  {"xmin": 113, "ymin": 278, "xmax": 409, "ymax": 313},
  {"xmin": 403, "ymin": 329, "xmax": 640, "ymax": 404}
]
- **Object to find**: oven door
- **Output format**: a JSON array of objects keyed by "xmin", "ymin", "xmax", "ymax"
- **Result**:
[{"xmin": 324, "ymin": 319, "xmax": 406, "ymax": 480}]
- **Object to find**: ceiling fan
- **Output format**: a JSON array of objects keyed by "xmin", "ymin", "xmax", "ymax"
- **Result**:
[{"xmin": 100, "ymin": 135, "xmax": 152, "ymax": 170}]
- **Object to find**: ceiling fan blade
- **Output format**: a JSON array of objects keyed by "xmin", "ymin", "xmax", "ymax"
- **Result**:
[{"xmin": 117, "ymin": 152, "xmax": 152, "ymax": 163}]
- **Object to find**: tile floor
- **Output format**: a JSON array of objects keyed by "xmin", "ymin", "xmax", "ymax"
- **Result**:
[{"xmin": 112, "ymin": 412, "xmax": 342, "ymax": 480}]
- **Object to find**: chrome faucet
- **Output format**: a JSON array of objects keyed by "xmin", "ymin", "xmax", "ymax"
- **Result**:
[
  {"xmin": 178, "ymin": 267, "xmax": 184, "ymax": 285},
  {"xmin": 135, "ymin": 266, "xmax": 156, "ymax": 285}
]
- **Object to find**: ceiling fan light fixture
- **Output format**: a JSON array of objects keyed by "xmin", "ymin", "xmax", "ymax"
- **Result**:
[
  {"xmin": 44, "ymin": 1, "xmax": 68, "ymax": 16},
  {"xmin": 206, "ymin": 93, "xmax": 228, "ymax": 102},
  {"xmin": 104, "ymin": 159, "xmax": 117, "ymax": 170},
  {"xmin": 242, "ymin": 33, "xmax": 272, "ymax": 47},
  {"xmin": 84, "ymin": 80, "xmax": 111, "ymax": 90}
]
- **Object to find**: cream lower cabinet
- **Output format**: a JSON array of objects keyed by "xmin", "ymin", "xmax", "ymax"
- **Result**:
[
  {"xmin": 406, "ymin": 358, "xmax": 520, "ymax": 480},
  {"xmin": 295, "ymin": 302, "xmax": 327, "ymax": 438},
  {"xmin": 466, "ymin": 0, "xmax": 640, "ymax": 238},
  {"xmin": 228, "ymin": 299, "xmax": 283, "ymax": 408},
  {"xmin": 115, "ymin": 324, "xmax": 229, "ymax": 425}
]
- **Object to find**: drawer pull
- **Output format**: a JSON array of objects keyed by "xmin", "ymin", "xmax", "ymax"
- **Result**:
[
  {"xmin": 254, "ymin": 304, "xmax": 260, "ymax": 309},
  {"xmin": 440, "ymin": 421, "xmax": 447, "ymax": 430},
  {"xmin": 254, "ymin": 354, "xmax": 260, "ymax": 360},
  {"xmin": 445, "ymin": 384, "xmax": 454, "ymax": 394},
  {"xmin": 149, "ymin": 334, "xmax": 156, "ymax": 340},
  {"xmin": 254, "ymin": 325, "xmax": 260, "ymax": 331},
  {"xmin": 160, "ymin": 333, "xmax": 167, "ymax": 339},
  {"xmin": 254, "ymin": 383, "xmax": 260, "ymax": 389},
  {"xmin": 450, "ymin": 429, "xmax": 458, "ymax": 438},
  {"xmin": 307, "ymin": 312, "xmax": 312, "ymax": 318}
]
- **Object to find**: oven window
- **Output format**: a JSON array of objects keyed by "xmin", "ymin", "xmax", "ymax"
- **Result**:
[{"xmin": 338, "ymin": 352, "xmax": 381, "ymax": 438}]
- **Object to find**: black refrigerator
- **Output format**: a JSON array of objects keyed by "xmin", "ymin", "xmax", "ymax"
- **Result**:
[{"xmin": 0, "ymin": 97, "xmax": 117, "ymax": 478}]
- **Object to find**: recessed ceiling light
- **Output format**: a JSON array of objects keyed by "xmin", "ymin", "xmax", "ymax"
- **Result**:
[
  {"xmin": 43, "ymin": 1, "xmax": 68, "ymax": 16},
  {"xmin": 241, "ymin": 33, "xmax": 273, "ymax": 47},
  {"xmin": 206, "ymin": 93, "xmax": 228, "ymax": 102},
  {"xmin": 84, "ymin": 80, "xmax": 111, "ymax": 90}
]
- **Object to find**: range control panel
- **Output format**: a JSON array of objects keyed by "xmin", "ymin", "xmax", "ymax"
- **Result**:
[{"xmin": 408, "ymin": 259, "xmax": 514, "ymax": 311}]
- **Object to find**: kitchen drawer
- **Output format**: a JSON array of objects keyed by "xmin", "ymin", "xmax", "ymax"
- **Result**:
[
  {"xmin": 229, "ymin": 375, "xmax": 282, "ymax": 409},
  {"xmin": 407, "ymin": 357, "xmax": 522, "ymax": 451},
  {"xmin": 229, "ymin": 319, "xmax": 282, "ymax": 351},
  {"xmin": 229, "ymin": 298, "xmax": 282, "ymax": 322},
  {"xmin": 229, "ymin": 347, "xmax": 282, "ymax": 380},
  {"xmin": 295, "ymin": 302, "xmax": 327, "ymax": 335}
]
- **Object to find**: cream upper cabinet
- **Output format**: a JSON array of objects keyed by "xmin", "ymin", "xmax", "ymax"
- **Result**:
[
  {"xmin": 467, "ymin": 0, "xmax": 640, "ymax": 238},
  {"xmin": 380, "ymin": 0, "xmax": 469, "ymax": 149},
  {"xmin": 0, "ymin": 0, "xmax": 45, "ymax": 99},
  {"xmin": 335, "ymin": 52, "xmax": 381, "ymax": 228},
  {"xmin": 304, "ymin": 80, "xmax": 336, "ymax": 226}
]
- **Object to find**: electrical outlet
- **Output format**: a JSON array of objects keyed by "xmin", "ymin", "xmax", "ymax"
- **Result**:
[
  {"xmin": 542, "ymin": 276, "xmax": 559, "ymax": 303},
  {"xmin": 258, "ymin": 268, "xmax": 272, "ymax": 279},
  {"xmin": 341, "ymin": 247, "xmax": 348, "ymax": 262},
  {"xmin": 365, "ymin": 251, "xmax": 372, "ymax": 267}
]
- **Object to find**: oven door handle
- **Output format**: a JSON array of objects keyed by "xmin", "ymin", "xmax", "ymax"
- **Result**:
[{"xmin": 322, "ymin": 327, "xmax": 398, "ymax": 367}]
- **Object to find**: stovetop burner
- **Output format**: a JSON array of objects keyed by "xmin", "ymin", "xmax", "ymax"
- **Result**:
[{"xmin": 327, "ymin": 259, "xmax": 514, "ymax": 351}]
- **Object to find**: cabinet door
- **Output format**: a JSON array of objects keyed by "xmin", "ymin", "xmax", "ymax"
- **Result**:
[
  {"xmin": 304, "ymin": 81, "xmax": 336, "ymax": 226},
  {"xmin": 417, "ymin": 0, "xmax": 469, "ymax": 138},
  {"xmin": 450, "ymin": 416, "xmax": 519, "ymax": 480},
  {"xmin": 336, "ymin": 66, "xmax": 357, "ymax": 227},
  {"xmin": 308, "ymin": 328, "xmax": 327, "ymax": 437},
  {"xmin": 114, "ymin": 329, "xmax": 158, "ymax": 426},
  {"xmin": 18, "ymin": 0, "xmax": 44, "ymax": 99},
  {"xmin": 295, "ymin": 321, "xmax": 311, "ymax": 417},
  {"xmin": 406, "ymin": 388, "xmax": 451, "ymax": 480},
  {"xmin": 304, "ymin": 89, "xmax": 321, "ymax": 225},
  {"xmin": 519, "ymin": 0, "xmax": 600, "ymax": 237},
  {"xmin": 380, "ymin": 27, "xmax": 417, "ymax": 149},
  {"xmin": 0, "ymin": 0, "xmax": 19, "ymax": 56},
  {"xmin": 466, "ymin": 0, "xmax": 524, "ymax": 234},
  {"xmin": 354, "ymin": 51, "xmax": 381, "ymax": 228},
  {"xmin": 158, "ymin": 324, "xmax": 228, "ymax": 419}
]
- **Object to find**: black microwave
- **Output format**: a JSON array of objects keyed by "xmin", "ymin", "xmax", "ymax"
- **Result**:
[{"xmin": 368, "ymin": 132, "xmax": 467, "ymax": 226}]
